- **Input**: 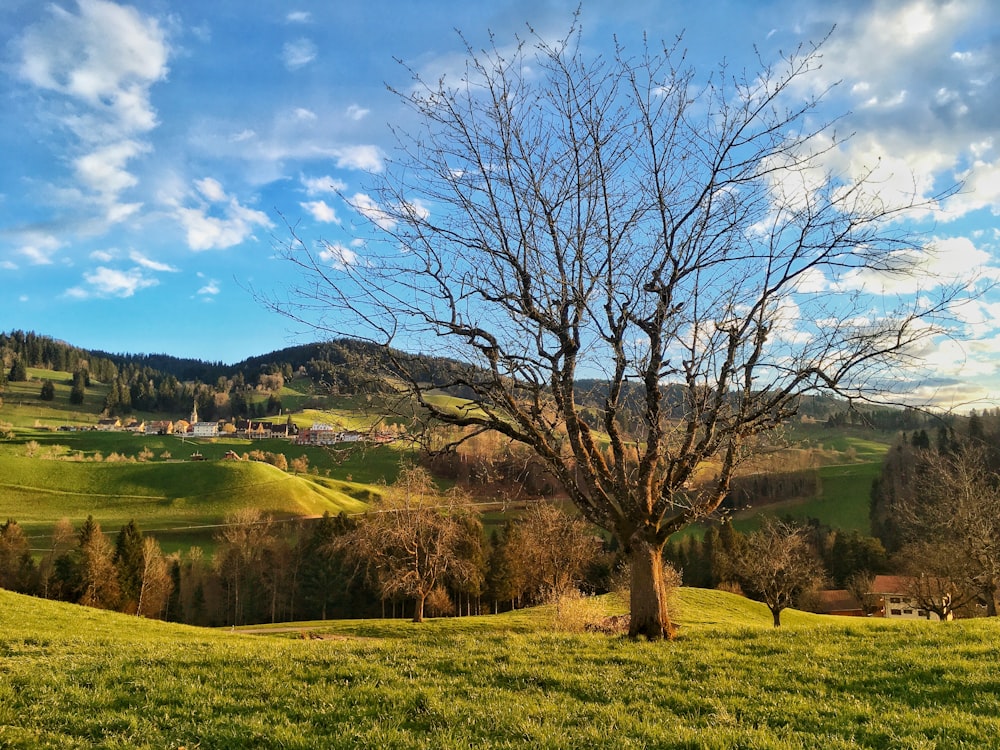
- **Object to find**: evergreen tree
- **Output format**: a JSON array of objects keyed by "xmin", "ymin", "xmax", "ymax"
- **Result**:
[
  {"xmin": 9, "ymin": 357, "xmax": 27, "ymax": 382},
  {"xmin": 70, "ymin": 371, "xmax": 86, "ymax": 405},
  {"xmin": 39, "ymin": 380, "xmax": 55, "ymax": 401},
  {"xmin": 114, "ymin": 520, "xmax": 145, "ymax": 613}
]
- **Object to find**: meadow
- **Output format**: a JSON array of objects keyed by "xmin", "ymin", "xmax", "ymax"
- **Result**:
[{"xmin": 1, "ymin": 587, "xmax": 998, "ymax": 748}]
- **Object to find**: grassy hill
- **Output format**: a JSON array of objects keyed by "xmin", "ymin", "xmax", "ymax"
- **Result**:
[
  {"xmin": 0, "ymin": 455, "xmax": 369, "ymax": 532},
  {"xmin": 1, "ymin": 587, "xmax": 998, "ymax": 748}
]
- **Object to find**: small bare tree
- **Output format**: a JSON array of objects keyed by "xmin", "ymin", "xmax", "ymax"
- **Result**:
[
  {"xmin": 737, "ymin": 518, "xmax": 825, "ymax": 627},
  {"xmin": 136, "ymin": 536, "xmax": 173, "ymax": 619},
  {"xmin": 499, "ymin": 501, "xmax": 602, "ymax": 604},
  {"xmin": 275, "ymin": 23, "xmax": 962, "ymax": 638},
  {"xmin": 335, "ymin": 466, "xmax": 482, "ymax": 622}
]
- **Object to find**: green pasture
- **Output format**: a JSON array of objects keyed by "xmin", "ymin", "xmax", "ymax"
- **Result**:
[
  {"xmin": 0, "ymin": 454, "xmax": 369, "ymax": 537},
  {"xmin": 731, "ymin": 461, "xmax": 881, "ymax": 535},
  {"xmin": 1, "ymin": 587, "xmax": 999, "ymax": 748},
  {"xmin": 1, "ymin": 368, "xmax": 111, "ymax": 427}
]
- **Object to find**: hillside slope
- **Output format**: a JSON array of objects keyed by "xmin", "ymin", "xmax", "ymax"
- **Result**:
[
  {"xmin": 0, "ymin": 456, "xmax": 367, "ymax": 533},
  {"xmin": 1, "ymin": 588, "xmax": 998, "ymax": 748}
]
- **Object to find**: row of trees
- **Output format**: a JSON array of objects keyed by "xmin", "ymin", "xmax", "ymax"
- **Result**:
[
  {"xmin": 872, "ymin": 415, "xmax": 1000, "ymax": 618},
  {"xmin": 0, "ymin": 469, "xmax": 610, "ymax": 626}
]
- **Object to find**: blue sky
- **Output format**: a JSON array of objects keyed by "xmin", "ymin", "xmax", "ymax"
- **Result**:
[{"xmin": 1, "ymin": 0, "xmax": 998, "ymax": 408}]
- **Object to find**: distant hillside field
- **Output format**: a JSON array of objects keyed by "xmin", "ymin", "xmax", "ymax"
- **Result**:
[
  {"xmin": 1, "ymin": 588, "xmax": 998, "ymax": 748},
  {"xmin": 0, "ymin": 454, "xmax": 369, "ymax": 532}
]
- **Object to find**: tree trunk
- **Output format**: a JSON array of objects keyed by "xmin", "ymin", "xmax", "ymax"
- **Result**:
[
  {"xmin": 985, "ymin": 581, "xmax": 999, "ymax": 617},
  {"xmin": 628, "ymin": 540, "xmax": 676, "ymax": 640},
  {"xmin": 771, "ymin": 606, "xmax": 782, "ymax": 628},
  {"xmin": 413, "ymin": 593, "xmax": 425, "ymax": 623}
]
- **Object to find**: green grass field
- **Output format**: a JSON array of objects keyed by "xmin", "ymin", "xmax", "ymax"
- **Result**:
[{"xmin": 1, "ymin": 587, "xmax": 998, "ymax": 748}]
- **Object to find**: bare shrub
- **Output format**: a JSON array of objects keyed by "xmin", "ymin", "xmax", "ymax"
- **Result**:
[
  {"xmin": 425, "ymin": 586, "xmax": 455, "ymax": 618},
  {"xmin": 716, "ymin": 580, "xmax": 745, "ymax": 596},
  {"xmin": 549, "ymin": 589, "xmax": 606, "ymax": 633}
]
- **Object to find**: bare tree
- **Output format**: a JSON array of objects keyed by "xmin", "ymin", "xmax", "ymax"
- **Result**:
[
  {"xmin": 275, "ymin": 24, "xmax": 960, "ymax": 638},
  {"xmin": 500, "ymin": 501, "xmax": 602, "ymax": 604},
  {"xmin": 335, "ymin": 466, "xmax": 482, "ymax": 622},
  {"xmin": 737, "ymin": 518, "xmax": 825, "ymax": 627},
  {"xmin": 215, "ymin": 508, "xmax": 274, "ymax": 626},
  {"xmin": 136, "ymin": 536, "xmax": 173, "ymax": 619},
  {"xmin": 901, "ymin": 444, "xmax": 1000, "ymax": 616}
]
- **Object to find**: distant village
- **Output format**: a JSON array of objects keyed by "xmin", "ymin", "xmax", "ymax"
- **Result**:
[{"xmin": 52, "ymin": 401, "xmax": 398, "ymax": 446}]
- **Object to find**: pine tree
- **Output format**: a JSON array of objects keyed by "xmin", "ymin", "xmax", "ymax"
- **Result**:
[
  {"xmin": 9, "ymin": 357, "xmax": 27, "ymax": 382},
  {"xmin": 114, "ymin": 520, "xmax": 145, "ymax": 613}
]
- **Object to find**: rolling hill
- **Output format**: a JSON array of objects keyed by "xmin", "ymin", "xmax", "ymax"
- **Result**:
[{"xmin": 1, "ymin": 587, "xmax": 997, "ymax": 748}]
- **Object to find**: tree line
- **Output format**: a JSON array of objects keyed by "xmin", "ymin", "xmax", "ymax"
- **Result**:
[
  {"xmin": 0, "ymin": 468, "xmax": 613, "ymax": 626},
  {"xmin": 871, "ymin": 412, "xmax": 1000, "ymax": 618}
]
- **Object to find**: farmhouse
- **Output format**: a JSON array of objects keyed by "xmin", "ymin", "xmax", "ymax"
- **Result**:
[
  {"xmin": 813, "ymin": 589, "xmax": 864, "ymax": 617},
  {"xmin": 145, "ymin": 420, "xmax": 174, "ymax": 435},
  {"xmin": 869, "ymin": 575, "xmax": 948, "ymax": 621}
]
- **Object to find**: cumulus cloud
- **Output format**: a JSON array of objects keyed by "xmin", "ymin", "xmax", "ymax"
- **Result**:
[
  {"xmin": 195, "ymin": 177, "xmax": 228, "ymax": 203},
  {"xmin": 174, "ymin": 177, "xmax": 272, "ymax": 251},
  {"xmin": 349, "ymin": 193, "xmax": 396, "ymax": 230},
  {"xmin": 282, "ymin": 38, "xmax": 316, "ymax": 70},
  {"xmin": 346, "ymin": 104, "xmax": 370, "ymax": 121},
  {"xmin": 300, "ymin": 200, "xmax": 340, "ymax": 223},
  {"xmin": 67, "ymin": 266, "xmax": 158, "ymax": 298},
  {"xmin": 17, "ymin": 233, "xmax": 62, "ymax": 265},
  {"xmin": 318, "ymin": 241, "xmax": 359, "ymax": 270},
  {"xmin": 74, "ymin": 139, "xmax": 148, "ymax": 196},
  {"xmin": 301, "ymin": 174, "xmax": 347, "ymax": 195},
  {"xmin": 835, "ymin": 235, "xmax": 999, "ymax": 295},
  {"xmin": 787, "ymin": 0, "xmax": 999, "ymax": 221},
  {"xmin": 331, "ymin": 145, "xmax": 385, "ymax": 172},
  {"xmin": 286, "ymin": 11, "xmax": 312, "ymax": 23},
  {"xmin": 129, "ymin": 250, "xmax": 178, "ymax": 272},
  {"xmin": 197, "ymin": 279, "xmax": 220, "ymax": 296},
  {"xmin": 14, "ymin": 0, "xmax": 170, "ymax": 232}
]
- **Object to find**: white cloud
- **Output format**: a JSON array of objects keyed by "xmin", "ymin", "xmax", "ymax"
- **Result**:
[
  {"xmin": 1, "ymin": 261, "xmax": 18, "ymax": 271},
  {"xmin": 318, "ymin": 241, "xmax": 359, "ymax": 270},
  {"xmin": 195, "ymin": 177, "xmax": 228, "ymax": 203},
  {"xmin": 174, "ymin": 178, "xmax": 273, "ymax": 251},
  {"xmin": 282, "ymin": 38, "xmax": 316, "ymax": 70},
  {"xmin": 786, "ymin": 0, "xmax": 998, "ymax": 222},
  {"xmin": 14, "ymin": 0, "xmax": 170, "ymax": 235},
  {"xmin": 346, "ymin": 104, "xmax": 370, "ymax": 121},
  {"xmin": 300, "ymin": 200, "xmax": 340, "ymax": 224},
  {"xmin": 17, "ymin": 0, "xmax": 169, "ymax": 137},
  {"xmin": 286, "ymin": 11, "xmax": 312, "ymax": 23},
  {"xmin": 350, "ymin": 193, "xmax": 396, "ymax": 230},
  {"xmin": 74, "ymin": 139, "xmax": 148, "ymax": 196},
  {"xmin": 70, "ymin": 266, "xmax": 158, "ymax": 298},
  {"xmin": 294, "ymin": 108, "xmax": 317, "ymax": 121},
  {"xmin": 836, "ymin": 235, "xmax": 999, "ymax": 295},
  {"xmin": 301, "ymin": 175, "xmax": 347, "ymax": 195},
  {"xmin": 198, "ymin": 279, "xmax": 220, "ymax": 295},
  {"xmin": 17, "ymin": 233, "xmax": 62, "ymax": 265},
  {"xmin": 177, "ymin": 205, "xmax": 271, "ymax": 251},
  {"xmin": 129, "ymin": 250, "xmax": 178, "ymax": 272},
  {"xmin": 90, "ymin": 249, "xmax": 115, "ymax": 262},
  {"xmin": 230, "ymin": 129, "xmax": 256, "ymax": 143},
  {"xmin": 332, "ymin": 145, "xmax": 385, "ymax": 173}
]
